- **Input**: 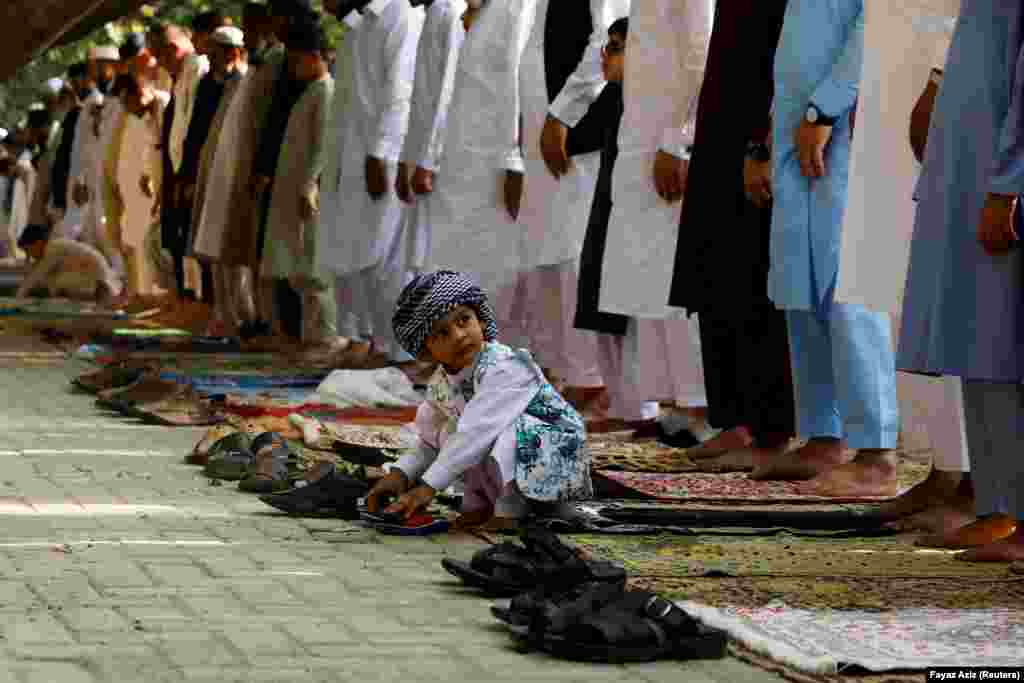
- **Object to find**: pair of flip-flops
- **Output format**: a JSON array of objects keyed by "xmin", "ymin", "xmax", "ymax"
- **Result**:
[
  {"xmin": 444, "ymin": 527, "xmax": 727, "ymax": 663},
  {"xmin": 361, "ymin": 509, "xmax": 451, "ymax": 536}
]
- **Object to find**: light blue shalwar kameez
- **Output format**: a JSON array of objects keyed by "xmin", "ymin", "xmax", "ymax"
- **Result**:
[{"xmin": 769, "ymin": 0, "xmax": 899, "ymax": 450}]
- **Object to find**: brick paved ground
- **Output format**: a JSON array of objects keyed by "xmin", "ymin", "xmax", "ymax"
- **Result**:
[{"xmin": 0, "ymin": 359, "xmax": 785, "ymax": 683}]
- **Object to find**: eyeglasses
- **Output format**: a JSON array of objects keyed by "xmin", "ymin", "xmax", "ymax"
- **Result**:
[{"xmin": 601, "ymin": 42, "xmax": 625, "ymax": 56}]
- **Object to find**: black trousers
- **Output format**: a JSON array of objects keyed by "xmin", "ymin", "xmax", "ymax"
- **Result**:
[
  {"xmin": 697, "ymin": 304, "xmax": 795, "ymax": 448},
  {"xmin": 164, "ymin": 206, "xmax": 213, "ymax": 304}
]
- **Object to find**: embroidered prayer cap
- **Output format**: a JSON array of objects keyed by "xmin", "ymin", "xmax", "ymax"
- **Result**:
[
  {"xmin": 88, "ymin": 45, "xmax": 121, "ymax": 62},
  {"xmin": 392, "ymin": 270, "xmax": 498, "ymax": 358},
  {"xmin": 211, "ymin": 26, "xmax": 246, "ymax": 48}
]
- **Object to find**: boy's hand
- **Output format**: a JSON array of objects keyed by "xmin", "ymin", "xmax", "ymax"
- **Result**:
[
  {"xmin": 384, "ymin": 483, "xmax": 436, "ymax": 521},
  {"xmin": 794, "ymin": 120, "xmax": 832, "ymax": 178},
  {"xmin": 366, "ymin": 469, "xmax": 411, "ymax": 513},
  {"xmin": 412, "ymin": 167, "xmax": 434, "ymax": 195},
  {"xmin": 653, "ymin": 150, "xmax": 688, "ymax": 202},
  {"xmin": 366, "ymin": 156, "xmax": 388, "ymax": 200},
  {"xmin": 395, "ymin": 162, "xmax": 413, "ymax": 203},
  {"xmin": 504, "ymin": 170, "xmax": 524, "ymax": 221}
]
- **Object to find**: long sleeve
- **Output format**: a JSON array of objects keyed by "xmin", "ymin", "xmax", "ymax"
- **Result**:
[
  {"xmin": 988, "ymin": 31, "xmax": 1024, "ymax": 195},
  {"xmin": 419, "ymin": 360, "xmax": 539, "ymax": 493},
  {"xmin": 369, "ymin": 8, "xmax": 422, "ymax": 163},
  {"xmin": 303, "ymin": 79, "xmax": 335, "ymax": 195},
  {"xmin": 414, "ymin": 2, "xmax": 466, "ymax": 170},
  {"xmin": 810, "ymin": 2, "xmax": 865, "ymax": 118},
  {"xmin": 396, "ymin": 399, "xmax": 445, "ymax": 481},
  {"xmin": 502, "ymin": 0, "xmax": 540, "ymax": 172},
  {"xmin": 658, "ymin": 0, "xmax": 712, "ymax": 160},
  {"xmin": 549, "ymin": 0, "xmax": 630, "ymax": 128}
]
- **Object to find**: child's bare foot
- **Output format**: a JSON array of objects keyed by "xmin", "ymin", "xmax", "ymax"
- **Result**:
[
  {"xmin": 750, "ymin": 437, "xmax": 848, "ymax": 481},
  {"xmin": 916, "ymin": 514, "xmax": 1018, "ymax": 549}
]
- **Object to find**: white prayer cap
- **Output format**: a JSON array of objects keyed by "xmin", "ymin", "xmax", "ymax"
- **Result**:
[
  {"xmin": 211, "ymin": 26, "xmax": 245, "ymax": 48},
  {"xmin": 0, "ymin": 128, "xmax": 8, "ymax": 141},
  {"xmin": 27, "ymin": 102, "xmax": 45, "ymax": 112},
  {"xmin": 44, "ymin": 78, "xmax": 65, "ymax": 95},
  {"xmin": 88, "ymin": 45, "xmax": 121, "ymax": 62}
]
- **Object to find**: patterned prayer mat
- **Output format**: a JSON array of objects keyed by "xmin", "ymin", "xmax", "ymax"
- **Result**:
[
  {"xmin": 569, "ymin": 533, "xmax": 1012, "ymax": 578},
  {"xmin": 727, "ymin": 642, "xmax": 928, "ymax": 683},
  {"xmin": 680, "ymin": 602, "xmax": 1024, "ymax": 673},
  {"xmin": 595, "ymin": 459, "xmax": 930, "ymax": 503},
  {"xmin": 629, "ymin": 575, "xmax": 1024, "ymax": 610},
  {"xmin": 588, "ymin": 439, "xmax": 697, "ymax": 473}
]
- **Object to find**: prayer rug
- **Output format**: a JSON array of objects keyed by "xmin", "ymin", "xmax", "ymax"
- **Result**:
[
  {"xmin": 595, "ymin": 459, "xmax": 930, "ymax": 503},
  {"xmin": 319, "ymin": 422, "xmax": 415, "ymax": 450},
  {"xmin": 727, "ymin": 642, "xmax": 927, "ymax": 683},
  {"xmin": 568, "ymin": 534, "xmax": 1012, "ymax": 578},
  {"xmin": 588, "ymin": 439, "xmax": 697, "ymax": 473},
  {"xmin": 679, "ymin": 602, "xmax": 1024, "ymax": 673},
  {"xmin": 225, "ymin": 399, "xmax": 418, "ymax": 425},
  {"xmin": 629, "ymin": 575, "xmax": 1024, "ymax": 610}
]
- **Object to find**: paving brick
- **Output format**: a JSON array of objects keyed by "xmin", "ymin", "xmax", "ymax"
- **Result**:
[{"xmin": 16, "ymin": 662, "xmax": 96, "ymax": 683}]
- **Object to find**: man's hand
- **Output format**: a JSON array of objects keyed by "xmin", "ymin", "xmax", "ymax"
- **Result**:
[
  {"xmin": 250, "ymin": 174, "xmax": 271, "ymax": 201},
  {"xmin": 72, "ymin": 182, "xmax": 90, "ymax": 207},
  {"xmin": 300, "ymin": 187, "xmax": 319, "ymax": 222},
  {"xmin": 367, "ymin": 469, "xmax": 412, "ymax": 513},
  {"xmin": 540, "ymin": 115, "xmax": 570, "ymax": 178},
  {"xmin": 140, "ymin": 174, "xmax": 155, "ymax": 199},
  {"xmin": 653, "ymin": 150, "xmax": 688, "ymax": 202},
  {"xmin": 366, "ymin": 156, "xmax": 388, "ymax": 200},
  {"xmin": 504, "ymin": 170, "xmax": 524, "ymax": 221},
  {"xmin": 909, "ymin": 78, "xmax": 939, "ymax": 163},
  {"xmin": 412, "ymin": 166, "xmax": 434, "ymax": 195},
  {"xmin": 395, "ymin": 162, "xmax": 413, "ymax": 203},
  {"xmin": 384, "ymin": 483, "xmax": 436, "ymax": 521},
  {"xmin": 743, "ymin": 157, "xmax": 773, "ymax": 209},
  {"xmin": 978, "ymin": 193, "xmax": 1019, "ymax": 256},
  {"xmin": 794, "ymin": 120, "xmax": 833, "ymax": 178}
]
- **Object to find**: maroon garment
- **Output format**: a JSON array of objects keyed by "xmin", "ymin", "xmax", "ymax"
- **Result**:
[{"xmin": 668, "ymin": 0, "xmax": 787, "ymax": 315}]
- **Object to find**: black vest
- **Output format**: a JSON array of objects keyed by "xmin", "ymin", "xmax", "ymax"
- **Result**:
[{"xmin": 544, "ymin": 0, "xmax": 615, "ymax": 157}]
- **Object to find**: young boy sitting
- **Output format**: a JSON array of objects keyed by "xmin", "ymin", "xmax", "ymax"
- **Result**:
[
  {"xmin": 366, "ymin": 270, "xmax": 592, "ymax": 530},
  {"xmin": 16, "ymin": 224, "xmax": 123, "ymax": 306}
]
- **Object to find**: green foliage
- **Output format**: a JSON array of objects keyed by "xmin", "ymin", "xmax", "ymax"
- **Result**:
[{"xmin": 0, "ymin": 0, "xmax": 343, "ymax": 129}]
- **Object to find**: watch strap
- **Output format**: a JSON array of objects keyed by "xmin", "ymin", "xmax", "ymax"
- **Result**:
[{"xmin": 807, "ymin": 103, "xmax": 838, "ymax": 126}]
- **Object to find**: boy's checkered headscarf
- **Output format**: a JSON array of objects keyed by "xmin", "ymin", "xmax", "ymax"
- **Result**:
[{"xmin": 392, "ymin": 271, "xmax": 498, "ymax": 358}]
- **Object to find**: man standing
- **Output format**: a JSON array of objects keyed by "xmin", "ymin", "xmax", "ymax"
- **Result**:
[
  {"xmin": 318, "ymin": 0, "xmax": 423, "ymax": 364},
  {"xmin": 667, "ymin": 1, "xmax": 795, "ymax": 461},
  {"xmin": 756, "ymin": 0, "xmax": 899, "ymax": 498}
]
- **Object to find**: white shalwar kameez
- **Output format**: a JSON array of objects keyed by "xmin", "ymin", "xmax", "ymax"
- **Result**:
[
  {"xmin": 594, "ymin": 0, "xmax": 714, "ymax": 410},
  {"xmin": 55, "ymin": 93, "xmax": 104, "ymax": 242},
  {"xmin": 317, "ymin": 0, "xmax": 424, "ymax": 360},
  {"xmin": 398, "ymin": 0, "xmax": 466, "ymax": 275},
  {"xmin": 836, "ymin": 0, "xmax": 967, "ymax": 470}
]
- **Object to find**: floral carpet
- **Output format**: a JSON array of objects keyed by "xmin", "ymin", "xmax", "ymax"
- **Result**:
[
  {"xmin": 681, "ymin": 602, "xmax": 1024, "ymax": 673},
  {"xmin": 596, "ymin": 461, "xmax": 930, "ymax": 503}
]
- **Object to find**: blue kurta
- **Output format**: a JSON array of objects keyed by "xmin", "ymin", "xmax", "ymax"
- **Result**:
[
  {"xmin": 769, "ymin": 0, "xmax": 864, "ymax": 311},
  {"xmin": 898, "ymin": 1, "xmax": 1024, "ymax": 383}
]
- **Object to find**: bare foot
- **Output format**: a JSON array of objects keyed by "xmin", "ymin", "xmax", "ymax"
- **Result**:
[
  {"xmin": 686, "ymin": 426, "xmax": 752, "ymax": 459},
  {"xmin": 750, "ymin": 437, "xmax": 847, "ymax": 481},
  {"xmin": 958, "ymin": 527, "xmax": 1024, "ymax": 562},
  {"xmin": 796, "ymin": 451, "xmax": 899, "ymax": 498},
  {"xmin": 916, "ymin": 514, "xmax": 1018, "ymax": 549},
  {"xmin": 886, "ymin": 503, "xmax": 975, "ymax": 534},
  {"xmin": 878, "ymin": 469, "xmax": 964, "ymax": 521}
]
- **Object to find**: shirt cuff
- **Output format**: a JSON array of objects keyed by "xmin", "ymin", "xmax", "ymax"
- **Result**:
[
  {"xmin": 548, "ymin": 91, "xmax": 590, "ymax": 129},
  {"xmin": 809, "ymin": 81, "xmax": 853, "ymax": 120},
  {"xmin": 421, "ymin": 466, "xmax": 453, "ymax": 493},
  {"xmin": 659, "ymin": 128, "xmax": 692, "ymax": 161},
  {"xmin": 396, "ymin": 446, "xmax": 434, "ymax": 482},
  {"xmin": 370, "ymin": 139, "xmax": 404, "ymax": 165},
  {"xmin": 503, "ymin": 150, "xmax": 525, "ymax": 174}
]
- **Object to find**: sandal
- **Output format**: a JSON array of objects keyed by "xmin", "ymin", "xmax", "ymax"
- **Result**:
[
  {"xmin": 258, "ymin": 468, "xmax": 368, "ymax": 518},
  {"xmin": 440, "ymin": 527, "xmax": 624, "ymax": 597},
  {"xmin": 73, "ymin": 361, "xmax": 150, "ymax": 394},
  {"xmin": 203, "ymin": 432, "xmax": 256, "ymax": 480},
  {"xmin": 491, "ymin": 578, "xmax": 627, "ymax": 635},
  {"xmin": 238, "ymin": 432, "xmax": 301, "ymax": 494},
  {"xmin": 538, "ymin": 590, "xmax": 727, "ymax": 663}
]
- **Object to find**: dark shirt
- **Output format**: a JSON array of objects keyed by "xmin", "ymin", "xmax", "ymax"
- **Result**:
[
  {"xmin": 252, "ymin": 67, "xmax": 310, "ymax": 180},
  {"xmin": 179, "ymin": 72, "xmax": 239, "ymax": 183},
  {"xmin": 50, "ymin": 107, "xmax": 82, "ymax": 210}
]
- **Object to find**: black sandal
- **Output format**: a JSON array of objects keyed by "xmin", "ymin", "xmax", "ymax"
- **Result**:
[
  {"xmin": 491, "ymin": 577, "xmax": 626, "ymax": 635},
  {"xmin": 441, "ymin": 527, "xmax": 623, "ymax": 597},
  {"xmin": 538, "ymin": 590, "xmax": 727, "ymax": 663}
]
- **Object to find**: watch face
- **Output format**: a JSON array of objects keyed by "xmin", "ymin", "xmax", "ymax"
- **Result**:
[{"xmin": 805, "ymin": 106, "xmax": 818, "ymax": 123}]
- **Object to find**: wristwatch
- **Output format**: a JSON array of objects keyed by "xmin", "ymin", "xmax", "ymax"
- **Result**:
[
  {"xmin": 745, "ymin": 141, "xmax": 771, "ymax": 163},
  {"xmin": 804, "ymin": 103, "xmax": 838, "ymax": 126}
]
